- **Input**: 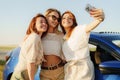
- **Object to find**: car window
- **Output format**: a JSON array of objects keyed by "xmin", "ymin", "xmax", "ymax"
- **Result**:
[{"xmin": 89, "ymin": 43, "xmax": 116, "ymax": 67}]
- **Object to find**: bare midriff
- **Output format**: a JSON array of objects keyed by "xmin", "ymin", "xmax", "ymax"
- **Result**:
[{"xmin": 42, "ymin": 55, "xmax": 62, "ymax": 67}]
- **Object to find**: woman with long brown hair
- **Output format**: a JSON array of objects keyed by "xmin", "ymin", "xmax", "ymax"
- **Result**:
[
  {"xmin": 60, "ymin": 8, "xmax": 104, "ymax": 80},
  {"xmin": 11, "ymin": 13, "xmax": 48, "ymax": 80}
]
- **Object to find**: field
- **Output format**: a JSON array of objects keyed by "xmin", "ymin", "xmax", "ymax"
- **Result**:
[
  {"xmin": 0, "ymin": 61, "xmax": 5, "ymax": 80},
  {"xmin": 0, "ymin": 45, "xmax": 16, "ymax": 51},
  {"xmin": 0, "ymin": 45, "xmax": 17, "ymax": 80}
]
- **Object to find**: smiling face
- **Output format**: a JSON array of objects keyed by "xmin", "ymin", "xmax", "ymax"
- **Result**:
[
  {"xmin": 46, "ymin": 11, "xmax": 60, "ymax": 28},
  {"xmin": 60, "ymin": 11, "xmax": 78, "ymax": 34},
  {"xmin": 61, "ymin": 13, "xmax": 74, "ymax": 28},
  {"xmin": 35, "ymin": 17, "xmax": 48, "ymax": 33}
]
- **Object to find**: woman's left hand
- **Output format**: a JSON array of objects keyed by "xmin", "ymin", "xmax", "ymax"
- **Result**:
[{"xmin": 90, "ymin": 8, "xmax": 105, "ymax": 22}]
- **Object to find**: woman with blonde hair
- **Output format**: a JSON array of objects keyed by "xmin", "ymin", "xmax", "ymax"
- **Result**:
[{"xmin": 40, "ymin": 8, "xmax": 66, "ymax": 80}]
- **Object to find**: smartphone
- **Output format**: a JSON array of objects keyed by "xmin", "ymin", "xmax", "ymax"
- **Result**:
[{"xmin": 85, "ymin": 4, "xmax": 95, "ymax": 13}]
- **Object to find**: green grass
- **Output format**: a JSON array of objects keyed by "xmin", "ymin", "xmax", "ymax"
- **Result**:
[
  {"xmin": 0, "ymin": 60, "xmax": 5, "ymax": 65},
  {"xmin": 0, "ymin": 62, "xmax": 5, "ymax": 80},
  {"xmin": 0, "ymin": 60, "xmax": 5, "ymax": 80}
]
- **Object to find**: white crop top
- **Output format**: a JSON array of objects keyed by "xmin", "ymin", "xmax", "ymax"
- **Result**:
[{"xmin": 42, "ymin": 33, "xmax": 64, "ymax": 59}]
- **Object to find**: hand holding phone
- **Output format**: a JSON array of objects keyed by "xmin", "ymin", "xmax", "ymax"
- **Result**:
[{"xmin": 85, "ymin": 4, "xmax": 95, "ymax": 13}]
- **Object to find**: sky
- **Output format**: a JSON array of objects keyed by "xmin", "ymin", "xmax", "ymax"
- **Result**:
[{"xmin": 0, "ymin": 0, "xmax": 120, "ymax": 45}]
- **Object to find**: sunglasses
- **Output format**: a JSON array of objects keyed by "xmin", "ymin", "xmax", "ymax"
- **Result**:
[{"xmin": 48, "ymin": 15, "xmax": 60, "ymax": 22}]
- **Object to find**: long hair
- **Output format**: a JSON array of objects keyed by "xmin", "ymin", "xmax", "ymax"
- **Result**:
[
  {"xmin": 26, "ymin": 13, "xmax": 49, "ymax": 38},
  {"xmin": 60, "ymin": 11, "xmax": 78, "ymax": 38},
  {"xmin": 45, "ymin": 8, "xmax": 62, "ymax": 33}
]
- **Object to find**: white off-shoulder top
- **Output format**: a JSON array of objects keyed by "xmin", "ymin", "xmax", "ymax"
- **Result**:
[
  {"xmin": 42, "ymin": 33, "xmax": 65, "ymax": 59},
  {"xmin": 62, "ymin": 25, "xmax": 90, "ymax": 61}
]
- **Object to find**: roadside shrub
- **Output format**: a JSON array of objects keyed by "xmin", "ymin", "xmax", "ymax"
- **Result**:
[{"xmin": 0, "ymin": 60, "xmax": 5, "ymax": 65}]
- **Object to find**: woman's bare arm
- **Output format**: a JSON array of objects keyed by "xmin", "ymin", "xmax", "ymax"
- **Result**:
[
  {"xmin": 85, "ymin": 8, "xmax": 105, "ymax": 33},
  {"xmin": 27, "ymin": 63, "xmax": 37, "ymax": 80}
]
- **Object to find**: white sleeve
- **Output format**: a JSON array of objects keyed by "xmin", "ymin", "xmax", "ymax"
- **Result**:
[
  {"xmin": 24, "ymin": 33, "xmax": 43, "ymax": 64},
  {"xmin": 67, "ymin": 25, "xmax": 90, "ymax": 51}
]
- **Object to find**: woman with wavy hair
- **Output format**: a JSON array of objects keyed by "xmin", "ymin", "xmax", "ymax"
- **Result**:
[
  {"xmin": 61, "ymin": 8, "xmax": 104, "ymax": 80},
  {"xmin": 11, "ymin": 13, "xmax": 48, "ymax": 80},
  {"xmin": 40, "ymin": 8, "xmax": 66, "ymax": 80}
]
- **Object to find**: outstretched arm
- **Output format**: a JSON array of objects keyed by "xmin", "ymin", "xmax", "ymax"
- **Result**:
[{"xmin": 85, "ymin": 8, "xmax": 105, "ymax": 33}]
